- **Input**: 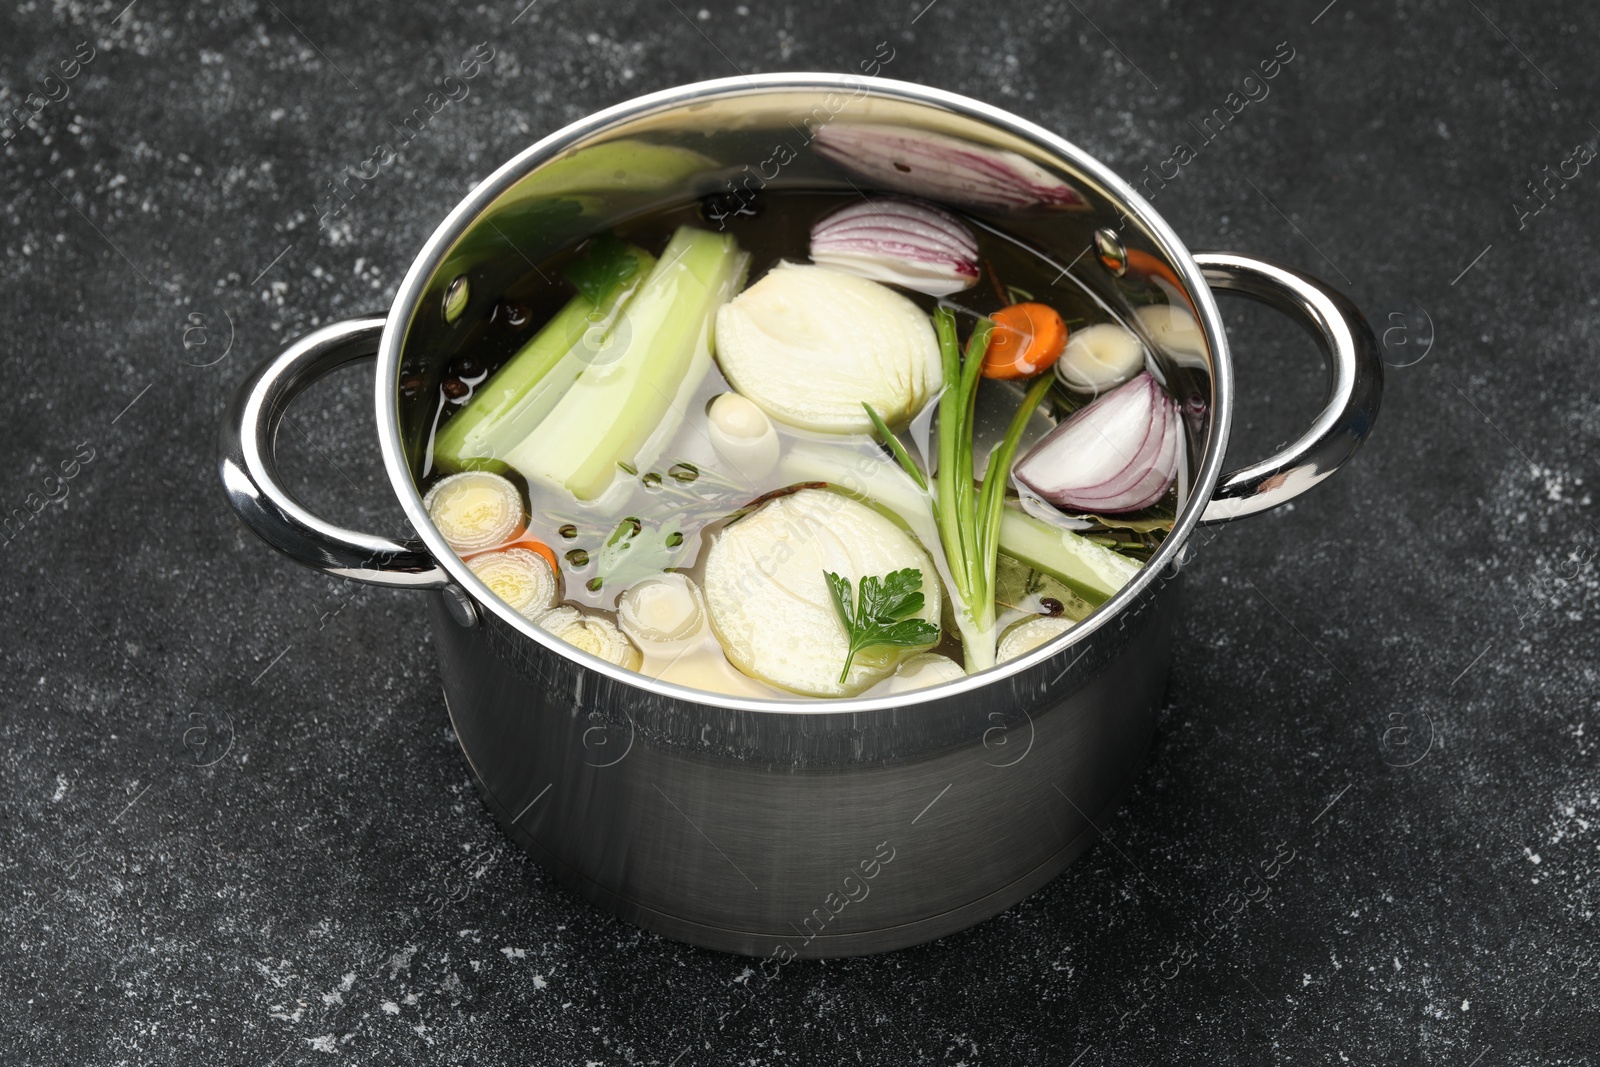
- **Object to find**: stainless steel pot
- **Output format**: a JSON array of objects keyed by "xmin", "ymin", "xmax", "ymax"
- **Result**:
[{"xmin": 219, "ymin": 74, "xmax": 1381, "ymax": 960}]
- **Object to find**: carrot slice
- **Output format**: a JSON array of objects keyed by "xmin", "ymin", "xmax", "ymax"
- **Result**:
[
  {"xmin": 981, "ymin": 302, "xmax": 1069, "ymax": 380},
  {"xmin": 498, "ymin": 537, "xmax": 560, "ymax": 576}
]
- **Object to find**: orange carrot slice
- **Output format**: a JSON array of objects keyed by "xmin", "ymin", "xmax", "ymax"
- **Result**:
[{"xmin": 981, "ymin": 303, "xmax": 1069, "ymax": 380}]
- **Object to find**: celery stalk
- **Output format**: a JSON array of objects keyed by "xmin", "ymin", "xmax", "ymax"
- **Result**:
[
  {"xmin": 505, "ymin": 226, "xmax": 749, "ymax": 501},
  {"xmin": 432, "ymin": 239, "xmax": 655, "ymax": 473},
  {"xmin": 997, "ymin": 506, "xmax": 1142, "ymax": 605}
]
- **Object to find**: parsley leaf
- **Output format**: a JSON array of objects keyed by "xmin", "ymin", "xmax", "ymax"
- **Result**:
[
  {"xmin": 825, "ymin": 568, "xmax": 941, "ymax": 684},
  {"xmin": 563, "ymin": 234, "xmax": 643, "ymax": 306}
]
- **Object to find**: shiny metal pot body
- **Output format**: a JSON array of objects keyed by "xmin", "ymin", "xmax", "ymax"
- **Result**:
[{"xmin": 220, "ymin": 75, "xmax": 1381, "ymax": 958}]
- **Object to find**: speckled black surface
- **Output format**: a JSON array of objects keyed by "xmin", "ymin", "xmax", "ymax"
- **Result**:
[{"xmin": 3, "ymin": 0, "xmax": 1597, "ymax": 1063}]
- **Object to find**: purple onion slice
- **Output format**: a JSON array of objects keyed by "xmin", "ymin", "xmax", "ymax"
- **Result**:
[
  {"xmin": 814, "ymin": 123, "xmax": 1089, "ymax": 211},
  {"xmin": 810, "ymin": 197, "xmax": 980, "ymax": 297},
  {"xmin": 1014, "ymin": 372, "xmax": 1181, "ymax": 514}
]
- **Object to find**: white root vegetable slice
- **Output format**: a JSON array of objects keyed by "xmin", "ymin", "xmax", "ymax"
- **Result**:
[
  {"xmin": 876, "ymin": 653, "xmax": 965, "ymax": 695},
  {"xmin": 996, "ymin": 615, "xmax": 1075, "ymax": 663},
  {"xmin": 706, "ymin": 392, "xmax": 780, "ymax": 480},
  {"xmin": 617, "ymin": 572, "xmax": 708, "ymax": 653},
  {"xmin": 423, "ymin": 471, "xmax": 525, "ymax": 554},
  {"xmin": 467, "ymin": 547, "xmax": 558, "ymax": 618},
  {"xmin": 1057, "ymin": 323, "xmax": 1147, "ymax": 394},
  {"xmin": 713, "ymin": 262, "xmax": 942, "ymax": 434},
  {"xmin": 534, "ymin": 606, "xmax": 642, "ymax": 671},
  {"xmin": 703, "ymin": 488, "xmax": 942, "ymax": 698}
]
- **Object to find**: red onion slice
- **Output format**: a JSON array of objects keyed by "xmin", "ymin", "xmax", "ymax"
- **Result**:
[
  {"xmin": 814, "ymin": 123, "xmax": 1089, "ymax": 211},
  {"xmin": 1014, "ymin": 372, "xmax": 1181, "ymax": 514},
  {"xmin": 810, "ymin": 197, "xmax": 980, "ymax": 297}
]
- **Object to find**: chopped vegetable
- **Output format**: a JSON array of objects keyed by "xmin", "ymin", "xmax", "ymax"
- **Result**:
[
  {"xmin": 432, "ymin": 238, "xmax": 655, "ymax": 472},
  {"xmin": 1014, "ymin": 372, "xmax": 1180, "ymax": 514},
  {"xmin": 714, "ymin": 262, "xmax": 941, "ymax": 434},
  {"xmin": 876, "ymin": 653, "xmax": 965, "ymax": 695},
  {"xmin": 813, "ymin": 123, "xmax": 1088, "ymax": 210},
  {"xmin": 467, "ymin": 547, "xmax": 559, "ymax": 618},
  {"xmin": 534, "ymin": 606, "xmax": 642, "ymax": 670},
  {"xmin": 502, "ymin": 537, "xmax": 561, "ymax": 578},
  {"xmin": 702, "ymin": 488, "xmax": 941, "ymax": 697},
  {"xmin": 996, "ymin": 615, "xmax": 1075, "ymax": 663},
  {"xmin": 706, "ymin": 392, "xmax": 779, "ymax": 480},
  {"xmin": 981, "ymin": 302, "xmax": 1070, "ymax": 380},
  {"xmin": 997, "ymin": 507, "xmax": 1141, "ymax": 604},
  {"xmin": 781, "ymin": 439, "xmax": 1136, "ymax": 608},
  {"xmin": 505, "ymin": 226, "xmax": 749, "ymax": 500},
  {"xmin": 869, "ymin": 308, "xmax": 1054, "ymax": 673},
  {"xmin": 809, "ymin": 197, "xmax": 979, "ymax": 297},
  {"xmin": 824, "ymin": 568, "xmax": 942, "ymax": 684},
  {"xmin": 423, "ymin": 470, "xmax": 525, "ymax": 554},
  {"xmin": 1057, "ymin": 322, "xmax": 1147, "ymax": 394},
  {"xmin": 1133, "ymin": 303, "xmax": 1207, "ymax": 369},
  {"xmin": 617, "ymin": 572, "xmax": 707, "ymax": 653}
]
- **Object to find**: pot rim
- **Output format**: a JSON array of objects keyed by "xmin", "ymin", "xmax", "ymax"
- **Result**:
[{"xmin": 375, "ymin": 72, "xmax": 1233, "ymax": 714}]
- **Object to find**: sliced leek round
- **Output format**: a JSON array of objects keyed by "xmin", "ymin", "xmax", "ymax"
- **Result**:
[
  {"xmin": 703, "ymin": 488, "xmax": 941, "ymax": 697},
  {"xmin": 877, "ymin": 652, "xmax": 965, "ymax": 695},
  {"xmin": 617, "ymin": 572, "xmax": 708, "ymax": 653},
  {"xmin": 1057, "ymin": 322, "xmax": 1147, "ymax": 393},
  {"xmin": 535, "ymin": 605, "xmax": 642, "ymax": 671},
  {"xmin": 996, "ymin": 615, "xmax": 1075, "ymax": 663},
  {"xmin": 467, "ymin": 547, "xmax": 558, "ymax": 618},
  {"xmin": 423, "ymin": 471, "xmax": 525, "ymax": 554}
]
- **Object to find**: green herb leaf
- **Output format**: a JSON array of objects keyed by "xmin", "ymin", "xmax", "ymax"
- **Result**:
[
  {"xmin": 563, "ymin": 234, "xmax": 643, "ymax": 306},
  {"xmin": 863, "ymin": 402, "xmax": 928, "ymax": 491},
  {"xmin": 825, "ymin": 568, "xmax": 941, "ymax": 683}
]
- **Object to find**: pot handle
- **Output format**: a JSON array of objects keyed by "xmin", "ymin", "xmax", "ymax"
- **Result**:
[
  {"xmin": 218, "ymin": 316, "xmax": 449, "ymax": 588},
  {"xmin": 1192, "ymin": 252, "xmax": 1382, "ymax": 525}
]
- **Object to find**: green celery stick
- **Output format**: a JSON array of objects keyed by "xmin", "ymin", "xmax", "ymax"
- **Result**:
[
  {"xmin": 432, "ymin": 238, "xmax": 655, "ymax": 472},
  {"xmin": 504, "ymin": 226, "xmax": 749, "ymax": 501},
  {"xmin": 997, "ymin": 506, "xmax": 1142, "ymax": 605}
]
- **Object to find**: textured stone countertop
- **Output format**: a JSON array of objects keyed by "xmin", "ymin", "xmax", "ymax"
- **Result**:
[{"xmin": 2, "ymin": 0, "xmax": 1596, "ymax": 1063}]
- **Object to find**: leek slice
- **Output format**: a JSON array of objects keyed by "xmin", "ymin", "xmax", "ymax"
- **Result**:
[{"xmin": 505, "ymin": 226, "xmax": 749, "ymax": 500}]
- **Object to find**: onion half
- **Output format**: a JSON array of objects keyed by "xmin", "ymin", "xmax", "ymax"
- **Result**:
[
  {"xmin": 713, "ymin": 262, "xmax": 941, "ymax": 434},
  {"xmin": 813, "ymin": 123, "xmax": 1088, "ymax": 210},
  {"xmin": 810, "ymin": 197, "xmax": 979, "ymax": 297},
  {"xmin": 1013, "ymin": 372, "xmax": 1180, "ymax": 514}
]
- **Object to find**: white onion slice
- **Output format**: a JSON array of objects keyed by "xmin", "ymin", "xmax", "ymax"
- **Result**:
[
  {"xmin": 810, "ymin": 198, "xmax": 979, "ymax": 297},
  {"xmin": 467, "ymin": 547, "xmax": 558, "ymax": 618},
  {"xmin": 814, "ymin": 123, "xmax": 1088, "ymax": 210},
  {"xmin": 1013, "ymin": 372, "xmax": 1180, "ymax": 514},
  {"xmin": 997, "ymin": 616, "xmax": 1075, "ymax": 663},
  {"xmin": 423, "ymin": 471, "xmax": 524, "ymax": 554},
  {"xmin": 1057, "ymin": 323, "xmax": 1147, "ymax": 394},
  {"xmin": 617, "ymin": 572, "xmax": 708, "ymax": 653},
  {"xmin": 702, "ymin": 488, "xmax": 941, "ymax": 697},
  {"xmin": 714, "ymin": 262, "xmax": 942, "ymax": 434},
  {"xmin": 534, "ymin": 606, "xmax": 642, "ymax": 671}
]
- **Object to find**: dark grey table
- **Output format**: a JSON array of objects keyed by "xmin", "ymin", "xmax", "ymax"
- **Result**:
[{"xmin": 4, "ymin": 1, "xmax": 1595, "ymax": 1063}]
